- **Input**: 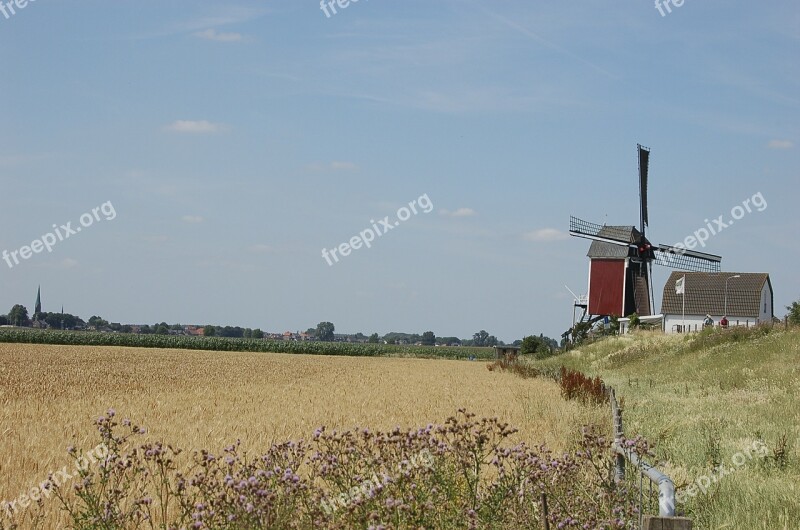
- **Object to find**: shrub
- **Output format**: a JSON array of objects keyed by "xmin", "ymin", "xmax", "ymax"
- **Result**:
[
  {"xmin": 787, "ymin": 299, "xmax": 800, "ymax": 326},
  {"xmin": 486, "ymin": 359, "xmax": 540, "ymax": 379},
  {"xmin": 520, "ymin": 335, "xmax": 557, "ymax": 360},
  {"xmin": 686, "ymin": 323, "xmax": 775, "ymax": 353},
  {"xmin": 48, "ymin": 409, "xmax": 642, "ymax": 529},
  {"xmin": 559, "ymin": 367, "xmax": 609, "ymax": 406}
]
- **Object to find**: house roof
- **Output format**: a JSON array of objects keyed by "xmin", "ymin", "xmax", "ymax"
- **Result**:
[
  {"xmin": 660, "ymin": 272, "xmax": 772, "ymax": 317},
  {"xmin": 587, "ymin": 225, "xmax": 641, "ymax": 259}
]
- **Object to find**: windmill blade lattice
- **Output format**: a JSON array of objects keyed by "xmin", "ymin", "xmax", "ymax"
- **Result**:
[
  {"xmin": 653, "ymin": 245, "xmax": 721, "ymax": 272},
  {"xmin": 569, "ymin": 216, "xmax": 637, "ymax": 247}
]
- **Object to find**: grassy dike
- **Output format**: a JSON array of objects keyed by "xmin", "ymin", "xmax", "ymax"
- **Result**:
[{"xmin": 530, "ymin": 327, "xmax": 800, "ymax": 529}]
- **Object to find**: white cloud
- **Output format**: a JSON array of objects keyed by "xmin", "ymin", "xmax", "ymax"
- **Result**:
[
  {"xmin": 182, "ymin": 215, "xmax": 204, "ymax": 224},
  {"xmin": 306, "ymin": 161, "xmax": 359, "ymax": 171},
  {"xmin": 440, "ymin": 207, "xmax": 476, "ymax": 218},
  {"xmin": 330, "ymin": 161, "xmax": 358, "ymax": 170},
  {"xmin": 35, "ymin": 258, "xmax": 79, "ymax": 270},
  {"xmin": 768, "ymin": 139, "xmax": 793, "ymax": 149},
  {"xmin": 523, "ymin": 228, "xmax": 568, "ymax": 242},
  {"xmin": 248, "ymin": 244, "xmax": 275, "ymax": 253},
  {"xmin": 142, "ymin": 235, "xmax": 169, "ymax": 243},
  {"xmin": 165, "ymin": 120, "xmax": 228, "ymax": 134},
  {"xmin": 132, "ymin": 7, "xmax": 268, "ymax": 40},
  {"xmin": 193, "ymin": 28, "xmax": 243, "ymax": 42},
  {"xmin": 54, "ymin": 258, "xmax": 79, "ymax": 269},
  {"xmin": 0, "ymin": 152, "xmax": 55, "ymax": 167}
]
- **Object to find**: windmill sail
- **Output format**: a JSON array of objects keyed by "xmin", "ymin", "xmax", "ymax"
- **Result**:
[
  {"xmin": 569, "ymin": 216, "xmax": 637, "ymax": 248},
  {"xmin": 638, "ymin": 144, "xmax": 649, "ymax": 235},
  {"xmin": 654, "ymin": 244, "xmax": 721, "ymax": 273}
]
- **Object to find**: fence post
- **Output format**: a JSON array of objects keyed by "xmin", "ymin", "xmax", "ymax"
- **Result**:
[
  {"xmin": 642, "ymin": 516, "xmax": 693, "ymax": 529},
  {"xmin": 541, "ymin": 492, "xmax": 550, "ymax": 530},
  {"xmin": 609, "ymin": 388, "xmax": 625, "ymax": 482},
  {"xmin": 607, "ymin": 384, "xmax": 685, "ymax": 522}
]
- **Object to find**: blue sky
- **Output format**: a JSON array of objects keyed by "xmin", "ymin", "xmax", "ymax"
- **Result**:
[{"xmin": 0, "ymin": 1, "xmax": 798, "ymax": 342}]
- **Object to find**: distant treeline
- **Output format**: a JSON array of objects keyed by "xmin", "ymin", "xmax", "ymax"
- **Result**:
[{"xmin": 0, "ymin": 328, "xmax": 496, "ymax": 360}]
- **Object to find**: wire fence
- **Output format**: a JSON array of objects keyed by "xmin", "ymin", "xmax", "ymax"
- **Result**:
[{"xmin": 606, "ymin": 385, "xmax": 686, "ymax": 529}]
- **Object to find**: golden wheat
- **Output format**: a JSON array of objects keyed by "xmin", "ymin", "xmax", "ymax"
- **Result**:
[{"xmin": 0, "ymin": 343, "xmax": 604, "ymax": 528}]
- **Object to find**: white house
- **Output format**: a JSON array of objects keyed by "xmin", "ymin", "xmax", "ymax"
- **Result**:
[{"xmin": 660, "ymin": 272, "xmax": 773, "ymax": 333}]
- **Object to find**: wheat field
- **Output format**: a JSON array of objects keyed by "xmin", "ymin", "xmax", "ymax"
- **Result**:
[{"xmin": 0, "ymin": 343, "xmax": 604, "ymax": 528}]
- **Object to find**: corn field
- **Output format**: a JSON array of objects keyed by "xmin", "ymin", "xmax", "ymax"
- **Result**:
[{"xmin": 0, "ymin": 328, "xmax": 493, "ymax": 359}]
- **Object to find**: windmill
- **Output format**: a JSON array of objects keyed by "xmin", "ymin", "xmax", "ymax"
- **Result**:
[{"xmin": 568, "ymin": 145, "xmax": 722, "ymax": 323}]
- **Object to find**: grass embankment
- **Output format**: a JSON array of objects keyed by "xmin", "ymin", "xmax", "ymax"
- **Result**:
[{"xmin": 530, "ymin": 327, "xmax": 800, "ymax": 529}]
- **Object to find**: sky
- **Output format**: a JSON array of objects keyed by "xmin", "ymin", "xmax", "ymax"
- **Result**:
[{"xmin": 0, "ymin": 0, "xmax": 798, "ymax": 342}]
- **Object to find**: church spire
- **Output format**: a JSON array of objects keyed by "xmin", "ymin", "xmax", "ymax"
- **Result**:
[{"xmin": 35, "ymin": 286, "xmax": 42, "ymax": 316}]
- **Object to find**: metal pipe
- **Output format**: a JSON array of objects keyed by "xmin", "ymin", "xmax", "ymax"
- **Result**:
[
  {"xmin": 725, "ymin": 275, "xmax": 741, "ymax": 318},
  {"xmin": 607, "ymin": 386, "xmax": 677, "ymax": 517},
  {"xmin": 612, "ymin": 442, "xmax": 676, "ymax": 517}
]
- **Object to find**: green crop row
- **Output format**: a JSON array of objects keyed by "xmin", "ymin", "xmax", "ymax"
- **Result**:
[{"xmin": 0, "ymin": 328, "xmax": 494, "ymax": 360}]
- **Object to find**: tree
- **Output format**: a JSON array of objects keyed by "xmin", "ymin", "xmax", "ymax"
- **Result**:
[
  {"xmin": 471, "ymin": 330, "xmax": 498, "ymax": 347},
  {"xmin": 473, "ymin": 330, "xmax": 490, "ymax": 346},
  {"xmin": 43, "ymin": 312, "xmax": 83, "ymax": 330},
  {"xmin": 155, "ymin": 323, "xmax": 169, "ymax": 335},
  {"xmin": 203, "ymin": 325, "xmax": 216, "ymax": 337},
  {"xmin": 382, "ymin": 332, "xmax": 420, "ymax": 345},
  {"xmin": 0, "ymin": 315, "xmax": 7, "ymax": 325},
  {"xmin": 88, "ymin": 316, "xmax": 109, "ymax": 330},
  {"xmin": 520, "ymin": 335, "xmax": 541, "ymax": 355},
  {"xmin": 787, "ymin": 299, "xmax": 800, "ymax": 326},
  {"xmin": 521, "ymin": 335, "xmax": 556, "ymax": 359},
  {"xmin": 219, "ymin": 326, "xmax": 244, "ymax": 338},
  {"xmin": 8, "ymin": 305, "xmax": 29, "ymax": 327},
  {"xmin": 368, "ymin": 333, "xmax": 380, "ymax": 343},
  {"xmin": 315, "ymin": 322, "xmax": 335, "ymax": 342},
  {"xmin": 421, "ymin": 331, "xmax": 436, "ymax": 346},
  {"xmin": 252, "ymin": 328, "xmax": 264, "ymax": 339}
]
